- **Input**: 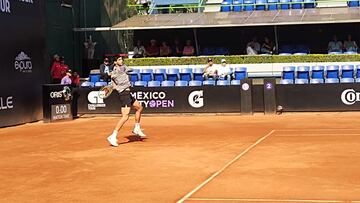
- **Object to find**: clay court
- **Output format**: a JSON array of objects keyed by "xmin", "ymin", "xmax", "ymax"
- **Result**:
[{"xmin": 1, "ymin": 112, "xmax": 360, "ymax": 203}]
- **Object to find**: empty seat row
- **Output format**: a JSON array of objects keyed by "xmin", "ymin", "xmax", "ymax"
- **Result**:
[
  {"xmin": 134, "ymin": 80, "xmax": 242, "ymax": 87},
  {"xmin": 282, "ymin": 65, "xmax": 360, "ymax": 80},
  {"xmin": 221, "ymin": 0, "xmax": 316, "ymax": 12},
  {"xmin": 280, "ymin": 78, "xmax": 359, "ymax": 84}
]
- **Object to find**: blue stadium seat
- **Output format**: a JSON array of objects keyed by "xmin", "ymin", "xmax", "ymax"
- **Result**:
[
  {"xmin": 129, "ymin": 69, "xmax": 140, "ymax": 82},
  {"xmin": 166, "ymin": 68, "xmax": 180, "ymax": 82},
  {"xmin": 279, "ymin": 44, "xmax": 295, "ymax": 54},
  {"xmin": 134, "ymin": 81, "xmax": 147, "ymax": 87},
  {"xmin": 202, "ymin": 47, "xmax": 216, "ymax": 55},
  {"xmin": 304, "ymin": 0, "xmax": 315, "ymax": 8},
  {"xmin": 179, "ymin": 68, "xmax": 193, "ymax": 82},
  {"xmin": 89, "ymin": 74, "xmax": 101, "ymax": 83},
  {"xmin": 340, "ymin": 78, "xmax": 355, "ymax": 83},
  {"xmin": 193, "ymin": 68, "xmax": 204, "ymax": 81},
  {"xmin": 203, "ymin": 80, "xmax": 216, "ymax": 86},
  {"xmin": 256, "ymin": 0, "xmax": 267, "ymax": 10},
  {"xmin": 221, "ymin": 1, "xmax": 231, "ymax": 12},
  {"xmin": 348, "ymin": 0, "xmax": 359, "ymax": 7},
  {"xmin": 310, "ymin": 78, "xmax": 324, "ymax": 84},
  {"xmin": 296, "ymin": 66, "xmax": 310, "ymax": 79},
  {"xmin": 95, "ymin": 81, "xmax": 108, "ymax": 87},
  {"xmin": 295, "ymin": 78, "xmax": 309, "ymax": 84},
  {"xmin": 231, "ymin": 80, "xmax": 241, "ymax": 85},
  {"xmin": 356, "ymin": 65, "xmax": 360, "ymax": 78},
  {"xmin": 233, "ymin": 0, "xmax": 243, "ymax": 11},
  {"xmin": 326, "ymin": 65, "xmax": 340, "ymax": 79},
  {"xmin": 268, "ymin": 0, "xmax": 278, "ymax": 10},
  {"xmin": 243, "ymin": 0, "xmax": 255, "ymax": 11},
  {"xmin": 282, "ymin": 66, "xmax": 295, "ymax": 80},
  {"xmin": 234, "ymin": 67, "xmax": 247, "ymax": 80},
  {"xmin": 279, "ymin": 0, "xmax": 291, "ymax": 9},
  {"xmin": 217, "ymin": 80, "xmax": 230, "ymax": 86},
  {"xmin": 311, "ymin": 66, "xmax": 324, "ymax": 79},
  {"xmin": 153, "ymin": 68, "xmax": 167, "ymax": 82},
  {"xmin": 175, "ymin": 80, "xmax": 188, "ymax": 87},
  {"xmin": 140, "ymin": 69, "xmax": 153, "ymax": 82},
  {"xmin": 295, "ymin": 44, "xmax": 310, "ymax": 54},
  {"xmin": 356, "ymin": 78, "xmax": 360, "ymax": 83},
  {"xmin": 280, "ymin": 79, "xmax": 294, "ymax": 84},
  {"xmin": 189, "ymin": 80, "xmax": 202, "ymax": 86},
  {"xmin": 325, "ymin": 78, "xmax": 340, "ymax": 83},
  {"xmin": 215, "ymin": 47, "xmax": 229, "ymax": 55},
  {"xmin": 344, "ymin": 51, "xmax": 357, "ymax": 54},
  {"xmin": 291, "ymin": 0, "xmax": 303, "ymax": 9},
  {"xmin": 81, "ymin": 81, "xmax": 95, "ymax": 87},
  {"xmin": 161, "ymin": 80, "xmax": 175, "ymax": 87},
  {"xmin": 341, "ymin": 65, "xmax": 354, "ymax": 78},
  {"xmin": 147, "ymin": 81, "xmax": 161, "ymax": 87}
]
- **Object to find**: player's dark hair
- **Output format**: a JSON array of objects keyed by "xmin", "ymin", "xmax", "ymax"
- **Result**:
[{"xmin": 114, "ymin": 55, "xmax": 124, "ymax": 61}]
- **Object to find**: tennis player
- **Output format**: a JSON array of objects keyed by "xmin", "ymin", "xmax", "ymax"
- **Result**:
[{"xmin": 107, "ymin": 56, "xmax": 146, "ymax": 147}]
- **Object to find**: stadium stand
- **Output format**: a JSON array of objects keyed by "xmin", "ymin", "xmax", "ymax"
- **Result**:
[
  {"xmin": 175, "ymin": 80, "xmax": 189, "ymax": 86},
  {"xmin": 134, "ymin": 81, "xmax": 148, "ymax": 87},
  {"xmin": 311, "ymin": 66, "xmax": 325, "ymax": 79},
  {"xmin": 341, "ymin": 65, "xmax": 355, "ymax": 78},
  {"xmin": 140, "ymin": 69, "xmax": 153, "ymax": 82},
  {"xmin": 148, "ymin": 81, "xmax": 161, "ymax": 87},
  {"xmin": 161, "ymin": 80, "xmax": 175, "ymax": 86},
  {"xmin": 166, "ymin": 68, "xmax": 180, "ymax": 82},
  {"xmin": 189, "ymin": 80, "xmax": 203, "ymax": 86},
  {"xmin": 153, "ymin": 68, "xmax": 167, "ymax": 82},
  {"xmin": 326, "ymin": 65, "xmax": 340, "ymax": 79}
]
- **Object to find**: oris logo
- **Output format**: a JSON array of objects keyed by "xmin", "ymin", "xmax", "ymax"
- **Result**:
[
  {"xmin": 50, "ymin": 91, "xmax": 63, "ymax": 99},
  {"xmin": 0, "ymin": 96, "xmax": 13, "ymax": 110},
  {"xmin": 0, "ymin": 0, "xmax": 10, "ymax": 13},
  {"xmin": 188, "ymin": 90, "xmax": 204, "ymax": 108},
  {"xmin": 14, "ymin": 52, "xmax": 32, "ymax": 73},
  {"xmin": 341, "ymin": 89, "xmax": 360, "ymax": 105}
]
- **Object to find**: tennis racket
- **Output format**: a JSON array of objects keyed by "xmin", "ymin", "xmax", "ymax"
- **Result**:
[{"xmin": 98, "ymin": 85, "xmax": 113, "ymax": 99}]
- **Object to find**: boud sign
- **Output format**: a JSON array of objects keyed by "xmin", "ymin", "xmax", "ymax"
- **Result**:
[
  {"xmin": 0, "ymin": 1, "xmax": 46, "ymax": 127},
  {"xmin": 76, "ymin": 86, "xmax": 241, "ymax": 114}
]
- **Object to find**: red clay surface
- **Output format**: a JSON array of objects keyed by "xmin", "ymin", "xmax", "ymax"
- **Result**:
[{"xmin": 1, "ymin": 112, "xmax": 360, "ymax": 203}]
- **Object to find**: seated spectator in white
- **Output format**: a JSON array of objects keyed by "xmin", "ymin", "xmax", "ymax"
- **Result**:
[
  {"xmin": 218, "ymin": 59, "xmax": 233, "ymax": 81},
  {"xmin": 160, "ymin": 41, "xmax": 172, "ymax": 57},
  {"xmin": 328, "ymin": 35, "xmax": 343, "ymax": 53},
  {"xmin": 61, "ymin": 69, "xmax": 72, "ymax": 85},
  {"xmin": 172, "ymin": 38, "xmax": 183, "ymax": 56},
  {"xmin": 261, "ymin": 37, "xmax": 275, "ymax": 54},
  {"xmin": 344, "ymin": 34, "xmax": 358, "ymax": 52},
  {"xmin": 203, "ymin": 58, "xmax": 218, "ymax": 80},
  {"xmin": 182, "ymin": 40, "xmax": 195, "ymax": 56},
  {"xmin": 247, "ymin": 37, "xmax": 260, "ymax": 53},
  {"xmin": 99, "ymin": 57, "xmax": 112, "ymax": 82},
  {"xmin": 133, "ymin": 40, "xmax": 146, "ymax": 58},
  {"xmin": 246, "ymin": 43, "xmax": 258, "ymax": 55},
  {"xmin": 146, "ymin": 39, "xmax": 159, "ymax": 57}
]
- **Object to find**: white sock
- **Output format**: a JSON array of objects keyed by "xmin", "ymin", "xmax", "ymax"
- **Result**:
[
  {"xmin": 135, "ymin": 123, "xmax": 141, "ymax": 130},
  {"xmin": 112, "ymin": 130, "xmax": 118, "ymax": 138}
]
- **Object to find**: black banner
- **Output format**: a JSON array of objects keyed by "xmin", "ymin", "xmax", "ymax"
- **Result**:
[
  {"xmin": 76, "ymin": 86, "xmax": 241, "ymax": 114},
  {"xmin": 0, "ymin": 1, "xmax": 46, "ymax": 127},
  {"xmin": 276, "ymin": 84, "xmax": 360, "ymax": 111}
]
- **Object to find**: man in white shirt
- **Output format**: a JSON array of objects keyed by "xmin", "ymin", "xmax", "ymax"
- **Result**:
[
  {"xmin": 328, "ymin": 35, "xmax": 343, "ymax": 53},
  {"xmin": 203, "ymin": 58, "xmax": 218, "ymax": 80},
  {"xmin": 218, "ymin": 59, "xmax": 233, "ymax": 82}
]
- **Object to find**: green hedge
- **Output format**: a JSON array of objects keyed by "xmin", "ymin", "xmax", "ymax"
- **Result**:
[{"xmin": 125, "ymin": 54, "xmax": 360, "ymax": 66}]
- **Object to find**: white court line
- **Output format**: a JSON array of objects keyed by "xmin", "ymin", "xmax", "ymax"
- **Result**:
[
  {"xmin": 186, "ymin": 198, "xmax": 349, "ymax": 202},
  {"xmin": 276, "ymin": 129, "xmax": 360, "ymax": 132},
  {"xmin": 274, "ymin": 133, "xmax": 360, "ymax": 137},
  {"xmin": 177, "ymin": 130, "xmax": 276, "ymax": 203}
]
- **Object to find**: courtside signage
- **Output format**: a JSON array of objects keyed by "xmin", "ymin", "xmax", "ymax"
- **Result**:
[
  {"xmin": 131, "ymin": 91, "xmax": 174, "ymax": 108},
  {"xmin": 19, "ymin": 0, "xmax": 33, "ymax": 4},
  {"xmin": 0, "ymin": 0, "xmax": 10, "ymax": 13},
  {"xmin": 14, "ymin": 52, "xmax": 32, "ymax": 73},
  {"xmin": 341, "ymin": 89, "xmax": 360, "ymax": 105},
  {"xmin": 87, "ymin": 91, "xmax": 106, "ymax": 110},
  {"xmin": 188, "ymin": 90, "xmax": 204, "ymax": 108},
  {"xmin": 0, "ymin": 96, "xmax": 13, "ymax": 110}
]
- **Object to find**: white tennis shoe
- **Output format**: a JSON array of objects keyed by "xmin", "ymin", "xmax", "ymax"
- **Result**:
[
  {"xmin": 107, "ymin": 135, "xmax": 119, "ymax": 147},
  {"xmin": 133, "ymin": 128, "xmax": 146, "ymax": 138}
]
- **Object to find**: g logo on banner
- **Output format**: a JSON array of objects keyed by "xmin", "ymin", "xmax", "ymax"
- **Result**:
[
  {"xmin": 188, "ymin": 90, "xmax": 204, "ymax": 108},
  {"xmin": 88, "ymin": 91, "xmax": 104, "ymax": 104},
  {"xmin": 341, "ymin": 89, "xmax": 360, "ymax": 105}
]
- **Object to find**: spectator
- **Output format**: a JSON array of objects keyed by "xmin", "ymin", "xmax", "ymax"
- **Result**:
[
  {"xmin": 246, "ymin": 42, "xmax": 258, "ymax": 55},
  {"xmin": 71, "ymin": 71, "xmax": 80, "ymax": 87},
  {"xmin": 50, "ymin": 54, "xmax": 62, "ymax": 84},
  {"xmin": 344, "ymin": 34, "xmax": 358, "ymax": 52},
  {"xmin": 133, "ymin": 40, "xmax": 146, "ymax": 58},
  {"xmin": 160, "ymin": 41, "xmax": 172, "ymax": 57},
  {"xmin": 99, "ymin": 57, "xmax": 113, "ymax": 82},
  {"xmin": 182, "ymin": 40, "xmax": 195, "ymax": 56},
  {"xmin": 328, "ymin": 35, "xmax": 343, "ymax": 53},
  {"xmin": 172, "ymin": 38, "xmax": 183, "ymax": 56},
  {"xmin": 218, "ymin": 59, "xmax": 233, "ymax": 82},
  {"xmin": 61, "ymin": 69, "xmax": 72, "ymax": 85},
  {"xmin": 247, "ymin": 37, "xmax": 260, "ymax": 54},
  {"xmin": 261, "ymin": 37, "xmax": 275, "ymax": 54},
  {"xmin": 146, "ymin": 39, "xmax": 160, "ymax": 57},
  {"xmin": 203, "ymin": 58, "xmax": 218, "ymax": 80},
  {"xmin": 59, "ymin": 56, "xmax": 69, "ymax": 79}
]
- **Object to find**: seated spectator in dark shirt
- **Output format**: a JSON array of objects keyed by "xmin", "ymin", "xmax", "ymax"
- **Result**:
[
  {"xmin": 261, "ymin": 37, "xmax": 275, "ymax": 54},
  {"xmin": 182, "ymin": 40, "xmax": 195, "ymax": 56},
  {"xmin": 160, "ymin": 41, "xmax": 171, "ymax": 57},
  {"xmin": 172, "ymin": 38, "xmax": 183, "ymax": 56},
  {"xmin": 133, "ymin": 40, "xmax": 146, "ymax": 58},
  {"xmin": 71, "ymin": 71, "xmax": 80, "ymax": 87},
  {"xmin": 146, "ymin": 39, "xmax": 159, "ymax": 57},
  {"xmin": 99, "ymin": 57, "xmax": 113, "ymax": 82}
]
